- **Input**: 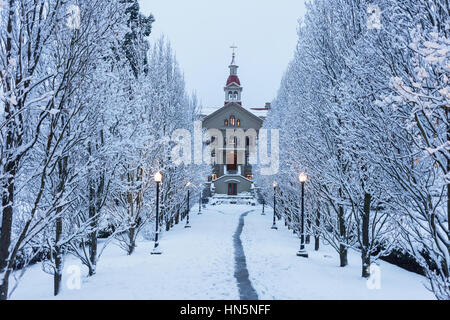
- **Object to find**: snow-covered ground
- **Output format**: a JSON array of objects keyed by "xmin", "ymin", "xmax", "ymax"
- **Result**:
[
  {"xmin": 11, "ymin": 204, "xmax": 435, "ymax": 300},
  {"xmin": 242, "ymin": 208, "xmax": 435, "ymax": 300}
]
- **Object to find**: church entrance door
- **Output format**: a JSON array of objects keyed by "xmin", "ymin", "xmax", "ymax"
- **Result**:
[
  {"xmin": 228, "ymin": 183, "xmax": 237, "ymax": 195},
  {"xmin": 226, "ymin": 152, "xmax": 237, "ymax": 172}
]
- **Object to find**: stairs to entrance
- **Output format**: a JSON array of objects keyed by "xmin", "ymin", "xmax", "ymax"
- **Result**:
[{"xmin": 210, "ymin": 193, "xmax": 256, "ymax": 206}]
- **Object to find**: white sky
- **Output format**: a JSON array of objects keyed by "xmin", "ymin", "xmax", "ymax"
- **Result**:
[{"xmin": 139, "ymin": 0, "xmax": 306, "ymax": 112}]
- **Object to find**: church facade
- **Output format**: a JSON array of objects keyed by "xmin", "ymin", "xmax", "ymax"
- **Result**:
[{"xmin": 202, "ymin": 52, "xmax": 268, "ymax": 196}]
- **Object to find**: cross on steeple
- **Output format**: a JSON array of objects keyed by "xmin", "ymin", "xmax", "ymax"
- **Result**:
[{"xmin": 230, "ymin": 44, "xmax": 237, "ymax": 64}]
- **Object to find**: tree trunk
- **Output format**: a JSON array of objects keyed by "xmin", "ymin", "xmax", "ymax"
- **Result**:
[
  {"xmin": 128, "ymin": 227, "xmax": 135, "ymax": 255},
  {"xmin": 338, "ymin": 205, "xmax": 348, "ymax": 267},
  {"xmin": 339, "ymin": 245, "xmax": 348, "ymax": 267},
  {"xmin": 0, "ymin": 165, "xmax": 16, "ymax": 300},
  {"xmin": 165, "ymin": 217, "xmax": 170, "ymax": 231},
  {"xmin": 361, "ymin": 193, "xmax": 371, "ymax": 278},
  {"xmin": 0, "ymin": 174, "xmax": 14, "ymax": 276},
  {"xmin": 315, "ymin": 208, "xmax": 320, "ymax": 251},
  {"xmin": 54, "ymin": 216, "xmax": 63, "ymax": 296},
  {"xmin": 88, "ymin": 168, "xmax": 97, "ymax": 276},
  {"xmin": 89, "ymin": 222, "xmax": 98, "ymax": 277}
]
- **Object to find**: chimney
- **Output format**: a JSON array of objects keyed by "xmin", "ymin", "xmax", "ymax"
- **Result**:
[{"xmin": 265, "ymin": 102, "xmax": 271, "ymax": 110}]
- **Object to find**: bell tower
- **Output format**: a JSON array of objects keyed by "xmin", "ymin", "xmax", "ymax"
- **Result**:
[{"xmin": 224, "ymin": 45, "xmax": 243, "ymax": 106}]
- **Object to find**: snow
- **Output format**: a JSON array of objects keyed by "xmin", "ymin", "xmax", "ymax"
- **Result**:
[
  {"xmin": 242, "ymin": 207, "xmax": 435, "ymax": 300},
  {"xmin": 11, "ymin": 204, "xmax": 434, "ymax": 300}
]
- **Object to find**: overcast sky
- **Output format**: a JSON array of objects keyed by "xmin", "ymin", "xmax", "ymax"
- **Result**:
[{"xmin": 139, "ymin": 0, "xmax": 306, "ymax": 112}]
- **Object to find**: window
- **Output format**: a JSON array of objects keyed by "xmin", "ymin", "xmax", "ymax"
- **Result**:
[
  {"xmin": 234, "ymin": 91, "xmax": 238, "ymax": 100},
  {"xmin": 246, "ymin": 174, "xmax": 253, "ymax": 180},
  {"xmin": 228, "ymin": 91, "xmax": 233, "ymax": 100},
  {"xmin": 246, "ymin": 137, "xmax": 250, "ymax": 146},
  {"xmin": 212, "ymin": 173, "xmax": 218, "ymax": 180},
  {"xmin": 230, "ymin": 115, "xmax": 235, "ymax": 126},
  {"xmin": 211, "ymin": 136, "xmax": 216, "ymax": 143},
  {"xmin": 224, "ymin": 119, "xmax": 228, "ymax": 126},
  {"xmin": 237, "ymin": 119, "xmax": 241, "ymax": 127}
]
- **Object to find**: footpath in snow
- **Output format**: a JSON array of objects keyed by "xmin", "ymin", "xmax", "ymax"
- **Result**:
[{"xmin": 12, "ymin": 204, "xmax": 435, "ymax": 300}]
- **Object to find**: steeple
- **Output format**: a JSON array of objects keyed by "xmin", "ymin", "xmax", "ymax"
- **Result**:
[{"xmin": 224, "ymin": 45, "xmax": 243, "ymax": 106}]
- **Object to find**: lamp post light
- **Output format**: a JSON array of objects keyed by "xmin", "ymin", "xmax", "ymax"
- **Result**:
[
  {"xmin": 297, "ymin": 172, "xmax": 308, "ymax": 258},
  {"xmin": 185, "ymin": 182, "xmax": 192, "ymax": 228},
  {"xmin": 271, "ymin": 182, "xmax": 278, "ymax": 230},
  {"xmin": 151, "ymin": 171, "xmax": 163, "ymax": 255}
]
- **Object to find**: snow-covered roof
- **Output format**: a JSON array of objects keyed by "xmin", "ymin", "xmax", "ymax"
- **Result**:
[{"xmin": 200, "ymin": 105, "xmax": 267, "ymax": 121}]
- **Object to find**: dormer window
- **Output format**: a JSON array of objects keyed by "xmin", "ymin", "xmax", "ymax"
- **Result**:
[{"xmin": 230, "ymin": 116, "xmax": 235, "ymax": 126}]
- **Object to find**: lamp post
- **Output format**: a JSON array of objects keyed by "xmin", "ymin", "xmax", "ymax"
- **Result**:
[
  {"xmin": 198, "ymin": 184, "xmax": 202, "ymax": 215},
  {"xmin": 262, "ymin": 198, "xmax": 265, "ymax": 215},
  {"xmin": 297, "ymin": 172, "xmax": 308, "ymax": 258},
  {"xmin": 151, "ymin": 171, "xmax": 163, "ymax": 255},
  {"xmin": 185, "ymin": 182, "xmax": 191, "ymax": 228},
  {"xmin": 271, "ymin": 182, "xmax": 278, "ymax": 230}
]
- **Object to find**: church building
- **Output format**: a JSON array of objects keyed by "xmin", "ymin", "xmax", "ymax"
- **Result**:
[{"xmin": 202, "ymin": 50, "xmax": 269, "ymax": 196}]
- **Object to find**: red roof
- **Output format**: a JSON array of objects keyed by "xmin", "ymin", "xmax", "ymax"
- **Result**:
[{"xmin": 226, "ymin": 75, "xmax": 241, "ymax": 86}]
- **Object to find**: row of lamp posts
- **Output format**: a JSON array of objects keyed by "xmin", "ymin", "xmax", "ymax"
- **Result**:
[
  {"xmin": 152, "ymin": 170, "xmax": 308, "ymax": 258},
  {"xmin": 269, "ymin": 172, "xmax": 308, "ymax": 258},
  {"xmin": 151, "ymin": 172, "xmax": 203, "ymax": 255}
]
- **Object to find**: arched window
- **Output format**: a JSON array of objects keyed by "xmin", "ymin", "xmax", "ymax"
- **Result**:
[
  {"xmin": 224, "ymin": 119, "xmax": 228, "ymax": 126},
  {"xmin": 234, "ymin": 91, "xmax": 238, "ymax": 100},
  {"xmin": 237, "ymin": 119, "xmax": 241, "ymax": 127},
  {"xmin": 230, "ymin": 115, "xmax": 235, "ymax": 126}
]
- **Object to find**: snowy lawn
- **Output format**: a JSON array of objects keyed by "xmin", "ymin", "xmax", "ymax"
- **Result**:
[
  {"xmin": 242, "ymin": 206, "xmax": 436, "ymax": 300},
  {"xmin": 12, "ymin": 205, "xmax": 248, "ymax": 300},
  {"xmin": 11, "ymin": 204, "xmax": 434, "ymax": 300}
]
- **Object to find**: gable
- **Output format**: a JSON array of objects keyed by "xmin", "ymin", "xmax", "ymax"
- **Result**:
[{"xmin": 202, "ymin": 103, "xmax": 263, "ymax": 130}]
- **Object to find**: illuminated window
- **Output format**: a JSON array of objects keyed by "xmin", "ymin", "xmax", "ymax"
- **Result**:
[
  {"xmin": 246, "ymin": 174, "xmax": 253, "ymax": 180},
  {"xmin": 230, "ymin": 116, "xmax": 235, "ymax": 126},
  {"xmin": 212, "ymin": 173, "xmax": 218, "ymax": 180},
  {"xmin": 237, "ymin": 119, "xmax": 241, "ymax": 127},
  {"xmin": 224, "ymin": 119, "xmax": 228, "ymax": 126}
]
